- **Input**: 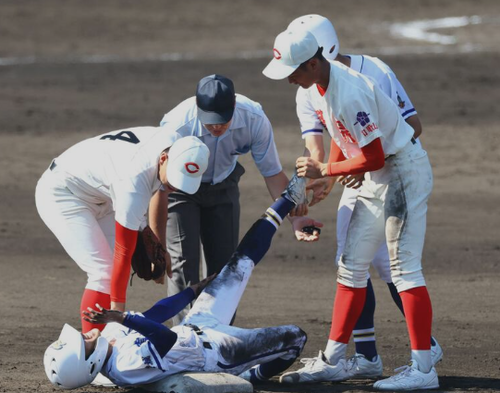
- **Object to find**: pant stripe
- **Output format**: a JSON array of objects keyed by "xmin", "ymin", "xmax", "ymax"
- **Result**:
[{"xmin": 216, "ymin": 345, "xmax": 301, "ymax": 370}]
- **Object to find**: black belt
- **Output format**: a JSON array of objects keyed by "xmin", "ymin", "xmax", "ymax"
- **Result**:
[
  {"xmin": 184, "ymin": 324, "xmax": 213, "ymax": 350},
  {"xmin": 411, "ymin": 137, "xmax": 417, "ymax": 145},
  {"xmin": 49, "ymin": 160, "xmax": 57, "ymax": 171}
]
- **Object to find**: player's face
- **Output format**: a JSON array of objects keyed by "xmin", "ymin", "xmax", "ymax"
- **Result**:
[
  {"xmin": 288, "ymin": 61, "xmax": 317, "ymax": 89},
  {"xmin": 203, "ymin": 120, "xmax": 232, "ymax": 137},
  {"xmin": 82, "ymin": 329, "xmax": 101, "ymax": 359}
]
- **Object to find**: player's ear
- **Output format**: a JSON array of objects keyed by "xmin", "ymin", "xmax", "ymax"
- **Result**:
[{"xmin": 159, "ymin": 150, "xmax": 168, "ymax": 165}]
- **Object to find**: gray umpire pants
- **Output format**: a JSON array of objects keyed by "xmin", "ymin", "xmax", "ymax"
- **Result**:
[{"xmin": 166, "ymin": 163, "xmax": 245, "ymax": 325}]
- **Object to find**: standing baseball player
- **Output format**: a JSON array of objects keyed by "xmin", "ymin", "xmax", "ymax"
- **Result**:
[
  {"xmin": 263, "ymin": 30, "xmax": 438, "ymax": 390},
  {"xmin": 284, "ymin": 14, "xmax": 442, "ymax": 378},
  {"xmin": 44, "ymin": 174, "xmax": 321, "ymax": 389},
  {"xmin": 156, "ymin": 74, "xmax": 306, "ymax": 325},
  {"xmin": 35, "ymin": 127, "xmax": 209, "ymax": 333}
]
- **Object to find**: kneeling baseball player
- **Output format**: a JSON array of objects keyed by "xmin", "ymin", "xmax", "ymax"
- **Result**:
[{"xmin": 44, "ymin": 174, "xmax": 322, "ymax": 389}]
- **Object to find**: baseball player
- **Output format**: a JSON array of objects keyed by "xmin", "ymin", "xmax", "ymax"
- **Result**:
[
  {"xmin": 44, "ymin": 174, "xmax": 322, "ymax": 389},
  {"xmin": 156, "ymin": 74, "xmax": 307, "ymax": 325},
  {"xmin": 284, "ymin": 14, "xmax": 442, "ymax": 378},
  {"xmin": 263, "ymin": 29, "xmax": 438, "ymax": 390},
  {"xmin": 35, "ymin": 127, "xmax": 209, "ymax": 333}
]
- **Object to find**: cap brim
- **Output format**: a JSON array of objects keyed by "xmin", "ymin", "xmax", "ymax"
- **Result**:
[
  {"xmin": 167, "ymin": 173, "xmax": 202, "ymax": 195},
  {"xmin": 197, "ymin": 107, "xmax": 234, "ymax": 125},
  {"xmin": 262, "ymin": 58, "xmax": 300, "ymax": 80}
]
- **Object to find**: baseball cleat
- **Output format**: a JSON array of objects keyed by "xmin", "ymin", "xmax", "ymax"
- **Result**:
[
  {"xmin": 373, "ymin": 361, "xmax": 439, "ymax": 391},
  {"xmin": 281, "ymin": 172, "xmax": 307, "ymax": 206},
  {"xmin": 279, "ymin": 351, "xmax": 349, "ymax": 384},
  {"xmin": 431, "ymin": 337, "xmax": 443, "ymax": 366},
  {"xmin": 346, "ymin": 353, "xmax": 383, "ymax": 379}
]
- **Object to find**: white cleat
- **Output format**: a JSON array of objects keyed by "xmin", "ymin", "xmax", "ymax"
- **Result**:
[
  {"xmin": 280, "ymin": 351, "xmax": 349, "ymax": 384},
  {"xmin": 431, "ymin": 337, "xmax": 443, "ymax": 366},
  {"xmin": 373, "ymin": 362, "xmax": 439, "ymax": 391},
  {"xmin": 346, "ymin": 353, "xmax": 383, "ymax": 379}
]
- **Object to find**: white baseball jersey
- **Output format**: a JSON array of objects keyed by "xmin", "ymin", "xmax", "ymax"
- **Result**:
[
  {"xmin": 296, "ymin": 60, "xmax": 414, "ymax": 159},
  {"xmin": 160, "ymin": 94, "xmax": 282, "ymax": 185},
  {"xmin": 101, "ymin": 320, "xmax": 210, "ymax": 386},
  {"xmin": 53, "ymin": 126, "xmax": 177, "ymax": 230}
]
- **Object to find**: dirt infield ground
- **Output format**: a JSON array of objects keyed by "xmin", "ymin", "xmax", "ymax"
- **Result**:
[{"xmin": 1, "ymin": 1, "xmax": 499, "ymax": 392}]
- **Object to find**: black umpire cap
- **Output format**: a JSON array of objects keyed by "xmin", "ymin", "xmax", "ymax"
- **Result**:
[{"xmin": 196, "ymin": 74, "xmax": 236, "ymax": 125}]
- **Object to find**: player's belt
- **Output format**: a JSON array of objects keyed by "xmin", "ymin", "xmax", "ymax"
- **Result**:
[
  {"xmin": 184, "ymin": 324, "xmax": 213, "ymax": 350},
  {"xmin": 385, "ymin": 137, "xmax": 417, "ymax": 160}
]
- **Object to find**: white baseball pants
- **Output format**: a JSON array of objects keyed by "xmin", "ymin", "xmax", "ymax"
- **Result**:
[
  {"xmin": 35, "ymin": 168, "xmax": 115, "ymax": 294},
  {"xmin": 337, "ymin": 141, "xmax": 433, "ymax": 292},
  {"xmin": 182, "ymin": 256, "xmax": 307, "ymax": 375}
]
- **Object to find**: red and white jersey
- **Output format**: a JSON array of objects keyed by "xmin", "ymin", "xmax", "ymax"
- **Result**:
[
  {"xmin": 101, "ymin": 321, "xmax": 207, "ymax": 386},
  {"xmin": 54, "ymin": 126, "xmax": 178, "ymax": 230},
  {"xmin": 296, "ymin": 61, "xmax": 413, "ymax": 158}
]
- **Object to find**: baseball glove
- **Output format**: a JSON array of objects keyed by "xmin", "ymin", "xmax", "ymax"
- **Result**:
[{"xmin": 131, "ymin": 226, "xmax": 166, "ymax": 282}]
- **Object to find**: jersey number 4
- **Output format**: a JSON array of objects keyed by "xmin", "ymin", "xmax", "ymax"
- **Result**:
[{"xmin": 100, "ymin": 131, "xmax": 140, "ymax": 144}]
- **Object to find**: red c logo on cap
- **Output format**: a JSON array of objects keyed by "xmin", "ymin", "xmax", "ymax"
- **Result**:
[
  {"xmin": 273, "ymin": 48, "xmax": 282, "ymax": 60},
  {"xmin": 185, "ymin": 162, "xmax": 200, "ymax": 174}
]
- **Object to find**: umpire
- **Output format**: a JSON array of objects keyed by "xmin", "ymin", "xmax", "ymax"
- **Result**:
[{"xmin": 156, "ymin": 74, "xmax": 299, "ymax": 324}]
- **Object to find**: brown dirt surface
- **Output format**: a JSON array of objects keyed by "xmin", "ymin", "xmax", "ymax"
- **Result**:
[{"xmin": 0, "ymin": 1, "xmax": 499, "ymax": 392}]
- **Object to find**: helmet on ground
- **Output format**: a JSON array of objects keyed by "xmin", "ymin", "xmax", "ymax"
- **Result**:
[
  {"xmin": 288, "ymin": 14, "xmax": 340, "ymax": 60},
  {"xmin": 43, "ymin": 324, "xmax": 109, "ymax": 389}
]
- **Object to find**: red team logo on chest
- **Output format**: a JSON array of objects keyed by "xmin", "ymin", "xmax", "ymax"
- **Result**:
[
  {"xmin": 334, "ymin": 117, "xmax": 356, "ymax": 143},
  {"xmin": 185, "ymin": 162, "xmax": 200, "ymax": 174}
]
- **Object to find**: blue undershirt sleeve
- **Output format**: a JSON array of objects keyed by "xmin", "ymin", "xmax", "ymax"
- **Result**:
[
  {"xmin": 122, "ymin": 313, "xmax": 177, "ymax": 358},
  {"xmin": 142, "ymin": 288, "xmax": 196, "ymax": 323}
]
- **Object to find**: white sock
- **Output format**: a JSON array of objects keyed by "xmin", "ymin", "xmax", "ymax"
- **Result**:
[
  {"xmin": 411, "ymin": 350, "xmax": 432, "ymax": 373},
  {"xmin": 324, "ymin": 339, "xmax": 347, "ymax": 365}
]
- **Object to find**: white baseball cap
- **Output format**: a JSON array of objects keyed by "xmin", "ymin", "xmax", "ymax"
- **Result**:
[
  {"xmin": 167, "ymin": 136, "xmax": 209, "ymax": 194},
  {"xmin": 262, "ymin": 29, "xmax": 320, "ymax": 80},
  {"xmin": 288, "ymin": 14, "xmax": 340, "ymax": 61}
]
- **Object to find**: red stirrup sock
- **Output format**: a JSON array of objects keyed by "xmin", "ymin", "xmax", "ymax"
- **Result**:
[
  {"xmin": 399, "ymin": 286, "xmax": 433, "ymax": 350},
  {"xmin": 329, "ymin": 283, "xmax": 367, "ymax": 343},
  {"xmin": 80, "ymin": 289, "xmax": 111, "ymax": 332}
]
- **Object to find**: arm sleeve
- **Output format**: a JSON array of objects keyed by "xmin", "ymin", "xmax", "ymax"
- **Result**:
[
  {"xmin": 326, "ymin": 138, "xmax": 385, "ymax": 176},
  {"xmin": 328, "ymin": 138, "xmax": 346, "ymax": 164},
  {"xmin": 122, "ymin": 313, "xmax": 177, "ymax": 358},
  {"xmin": 110, "ymin": 222, "xmax": 138, "ymax": 303},
  {"xmin": 142, "ymin": 288, "xmax": 196, "ymax": 323}
]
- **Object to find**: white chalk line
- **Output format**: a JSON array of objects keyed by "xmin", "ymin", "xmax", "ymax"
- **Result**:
[{"xmin": 0, "ymin": 15, "xmax": 497, "ymax": 67}]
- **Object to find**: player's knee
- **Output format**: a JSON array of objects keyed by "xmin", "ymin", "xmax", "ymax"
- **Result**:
[{"xmin": 392, "ymin": 270, "xmax": 426, "ymax": 292}]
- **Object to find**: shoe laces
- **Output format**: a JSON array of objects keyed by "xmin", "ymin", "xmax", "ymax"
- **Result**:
[
  {"xmin": 299, "ymin": 356, "xmax": 321, "ymax": 370},
  {"xmin": 390, "ymin": 363, "xmax": 417, "ymax": 380},
  {"xmin": 346, "ymin": 354, "xmax": 364, "ymax": 371}
]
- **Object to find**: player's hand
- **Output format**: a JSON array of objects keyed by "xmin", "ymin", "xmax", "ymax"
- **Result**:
[
  {"xmin": 289, "ymin": 202, "xmax": 308, "ymax": 217},
  {"xmin": 307, "ymin": 178, "xmax": 335, "ymax": 206},
  {"xmin": 296, "ymin": 157, "xmax": 327, "ymax": 179},
  {"xmin": 337, "ymin": 173, "xmax": 365, "ymax": 189},
  {"xmin": 190, "ymin": 273, "xmax": 217, "ymax": 297},
  {"xmin": 291, "ymin": 216, "xmax": 323, "ymax": 242},
  {"xmin": 83, "ymin": 304, "xmax": 125, "ymax": 325}
]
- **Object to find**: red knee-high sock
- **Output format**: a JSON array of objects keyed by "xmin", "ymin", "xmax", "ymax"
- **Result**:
[
  {"xmin": 399, "ymin": 286, "xmax": 432, "ymax": 350},
  {"xmin": 80, "ymin": 289, "xmax": 111, "ymax": 333},
  {"xmin": 329, "ymin": 283, "xmax": 367, "ymax": 343}
]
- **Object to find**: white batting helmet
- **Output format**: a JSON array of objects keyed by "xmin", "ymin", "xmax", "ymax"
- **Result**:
[
  {"xmin": 43, "ymin": 324, "xmax": 109, "ymax": 389},
  {"xmin": 288, "ymin": 14, "xmax": 340, "ymax": 60}
]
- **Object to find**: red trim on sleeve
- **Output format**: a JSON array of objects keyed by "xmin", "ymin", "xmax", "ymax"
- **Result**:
[
  {"xmin": 110, "ymin": 222, "xmax": 138, "ymax": 303},
  {"xmin": 326, "ymin": 138, "xmax": 385, "ymax": 177}
]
